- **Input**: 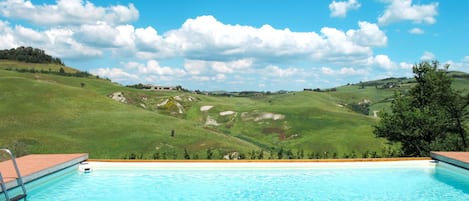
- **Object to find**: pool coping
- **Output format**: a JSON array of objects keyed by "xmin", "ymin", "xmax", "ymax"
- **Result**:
[
  {"xmin": 87, "ymin": 157, "xmax": 431, "ymax": 163},
  {"xmin": 430, "ymin": 151, "xmax": 469, "ymax": 170},
  {"xmin": 0, "ymin": 153, "xmax": 88, "ymax": 191}
]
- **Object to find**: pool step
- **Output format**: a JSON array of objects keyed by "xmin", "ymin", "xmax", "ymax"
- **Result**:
[{"xmin": 9, "ymin": 194, "xmax": 27, "ymax": 201}]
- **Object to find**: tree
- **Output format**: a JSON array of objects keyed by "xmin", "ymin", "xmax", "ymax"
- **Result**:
[
  {"xmin": 0, "ymin": 46, "xmax": 63, "ymax": 65},
  {"xmin": 374, "ymin": 61, "xmax": 468, "ymax": 156}
]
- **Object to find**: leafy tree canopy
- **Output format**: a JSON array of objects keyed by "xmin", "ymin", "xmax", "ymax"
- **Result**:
[
  {"xmin": 374, "ymin": 61, "xmax": 469, "ymax": 156},
  {"xmin": 0, "ymin": 46, "xmax": 64, "ymax": 65}
]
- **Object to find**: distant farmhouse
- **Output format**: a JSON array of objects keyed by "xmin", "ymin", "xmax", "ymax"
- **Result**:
[
  {"xmin": 126, "ymin": 83, "xmax": 185, "ymax": 91},
  {"xmin": 143, "ymin": 85, "xmax": 179, "ymax": 91}
]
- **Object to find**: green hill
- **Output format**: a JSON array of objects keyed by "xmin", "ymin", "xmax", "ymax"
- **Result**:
[
  {"xmin": 0, "ymin": 62, "xmax": 259, "ymax": 159},
  {"xmin": 1, "ymin": 60, "xmax": 468, "ymax": 159}
]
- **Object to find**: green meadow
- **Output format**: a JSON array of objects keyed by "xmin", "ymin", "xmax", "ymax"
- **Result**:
[{"xmin": 1, "ymin": 61, "xmax": 468, "ymax": 159}]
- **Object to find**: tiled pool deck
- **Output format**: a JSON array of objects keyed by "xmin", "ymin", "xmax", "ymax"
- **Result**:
[
  {"xmin": 431, "ymin": 151, "xmax": 469, "ymax": 170},
  {"xmin": 0, "ymin": 153, "xmax": 88, "ymax": 190}
]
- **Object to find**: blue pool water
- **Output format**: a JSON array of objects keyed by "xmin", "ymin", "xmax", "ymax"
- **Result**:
[{"xmin": 9, "ymin": 161, "xmax": 469, "ymax": 201}]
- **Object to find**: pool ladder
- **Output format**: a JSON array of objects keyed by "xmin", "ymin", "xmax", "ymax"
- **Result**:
[{"xmin": 0, "ymin": 149, "xmax": 27, "ymax": 201}]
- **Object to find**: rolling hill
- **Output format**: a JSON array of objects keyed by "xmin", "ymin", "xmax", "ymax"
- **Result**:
[{"xmin": 1, "ymin": 60, "xmax": 468, "ymax": 159}]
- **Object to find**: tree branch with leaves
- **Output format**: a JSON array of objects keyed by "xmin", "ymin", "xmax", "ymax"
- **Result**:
[{"xmin": 374, "ymin": 61, "xmax": 468, "ymax": 157}]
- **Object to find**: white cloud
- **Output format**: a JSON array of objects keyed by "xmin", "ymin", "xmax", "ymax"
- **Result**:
[
  {"xmin": 338, "ymin": 67, "xmax": 367, "ymax": 75},
  {"xmin": 184, "ymin": 60, "xmax": 207, "ymax": 75},
  {"xmin": 369, "ymin": 54, "xmax": 395, "ymax": 69},
  {"xmin": 444, "ymin": 57, "xmax": 469, "ymax": 72},
  {"xmin": 321, "ymin": 67, "xmax": 367, "ymax": 75},
  {"xmin": 399, "ymin": 62, "xmax": 414, "ymax": 69},
  {"xmin": 183, "ymin": 58, "xmax": 253, "ymax": 75},
  {"xmin": 0, "ymin": 0, "xmax": 139, "ymax": 26},
  {"xmin": 378, "ymin": 0, "xmax": 438, "ymax": 25},
  {"xmin": 190, "ymin": 74, "xmax": 227, "ymax": 82},
  {"xmin": 91, "ymin": 60, "xmax": 189, "ymax": 85},
  {"xmin": 1, "ymin": 4, "xmax": 389, "ymax": 67},
  {"xmin": 318, "ymin": 27, "xmax": 370, "ymax": 62},
  {"xmin": 321, "ymin": 67, "xmax": 335, "ymax": 75},
  {"xmin": 264, "ymin": 65, "xmax": 302, "ymax": 77},
  {"xmin": 211, "ymin": 59, "xmax": 253, "ymax": 73},
  {"xmin": 0, "ymin": 21, "xmax": 17, "ymax": 49},
  {"xmin": 191, "ymin": 76, "xmax": 211, "ymax": 82},
  {"xmin": 163, "ymin": 16, "xmax": 324, "ymax": 61},
  {"xmin": 90, "ymin": 67, "xmax": 138, "ymax": 82},
  {"xmin": 75, "ymin": 22, "xmax": 121, "ymax": 48},
  {"xmin": 346, "ymin": 21, "xmax": 387, "ymax": 47},
  {"xmin": 214, "ymin": 73, "xmax": 226, "ymax": 81},
  {"xmin": 329, "ymin": 0, "xmax": 361, "ymax": 18},
  {"xmin": 464, "ymin": 56, "xmax": 469, "ymax": 63},
  {"xmin": 124, "ymin": 60, "xmax": 186, "ymax": 76},
  {"xmin": 15, "ymin": 25, "xmax": 45, "ymax": 43},
  {"xmin": 134, "ymin": 26, "xmax": 162, "ymax": 51},
  {"xmin": 0, "ymin": 22, "xmax": 102, "ymax": 59},
  {"xmin": 409, "ymin": 28, "xmax": 424, "ymax": 34},
  {"xmin": 420, "ymin": 51, "xmax": 435, "ymax": 61},
  {"xmin": 44, "ymin": 28, "xmax": 103, "ymax": 59},
  {"xmin": 163, "ymin": 16, "xmax": 385, "ymax": 65},
  {"xmin": 0, "ymin": 0, "xmax": 400, "ymax": 90}
]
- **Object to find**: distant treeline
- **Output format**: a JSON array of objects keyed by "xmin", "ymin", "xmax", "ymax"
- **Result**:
[
  {"xmin": 4, "ymin": 67, "xmax": 95, "ymax": 78},
  {"xmin": 0, "ymin": 46, "xmax": 64, "ymax": 65},
  {"xmin": 206, "ymin": 90, "xmax": 293, "ymax": 97}
]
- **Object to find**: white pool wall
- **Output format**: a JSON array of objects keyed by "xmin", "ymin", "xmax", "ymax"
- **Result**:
[{"xmin": 87, "ymin": 160, "xmax": 436, "ymax": 170}]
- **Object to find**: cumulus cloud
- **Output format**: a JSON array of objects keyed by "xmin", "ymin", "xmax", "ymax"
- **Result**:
[
  {"xmin": 134, "ymin": 26, "xmax": 162, "ymax": 51},
  {"xmin": 0, "ymin": 0, "xmax": 139, "ymax": 26},
  {"xmin": 264, "ymin": 65, "xmax": 303, "ymax": 77},
  {"xmin": 329, "ymin": 0, "xmax": 361, "ymax": 18},
  {"xmin": 163, "ymin": 16, "xmax": 324, "ymax": 61},
  {"xmin": 124, "ymin": 60, "xmax": 186, "ymax": 76},
  {"xmin": 91, "ymin": 60, "xmax": 188, "ymax": 85},
  {"xmin": 444, "ymin": 56, "xmax": 469, "ymax": 71},
  {"xmin": 162, "ymin": 16, "xmax": 386, "ymax": 65},
  {"xmin": 369, "ymin": 54, "xmax": 395, "ymax": 69},
  {"xmin": 378, "ymin": 0, "xmax": 438, "ymax": 25},
  {"xmin": 0, "ymin": 2, "xmax": 389, "ymax": 67},
  {"xmin": 321, "ymin": 67, "xmax": 368, "ymax": 75},
  {"xmin": 409, "ymin": 28, "xmax": 424, "ymax": 34},
  {"xmin": 0, "ymin": 21, "xmax": 102, "ymax": 59},
  {"xmin": 346, "ymin": 21, "xmax": 387, "ymax": 47},
  {"xmin": 420, "ymin": 51, "xmax": 435, "ymax": 61},
  {"xmin": 399, "ymin": 62, "xmax": 414, "ymax": 69},
  {"xmin": 184, "ymin": 58, "xmax": 253, "ymax": 75},
  {"xmin": 464, "ymin": 56, "xmax": 469, "ymax": 62},
  {"xmin": 190, "ymin": 74, "xmax": 226, "ymax": 82},
  {"xmin": 0, "ymin": 21, "xmax": 17, "ymax": 49},
  {"xmin": 90, "ymin": 67, "xmax": 138, "ymax": 82},
  {"xmin": 0, "ymin": 0, "xmax": 400, "ymax": 90}
]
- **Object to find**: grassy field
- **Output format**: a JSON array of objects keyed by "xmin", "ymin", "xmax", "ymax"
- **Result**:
[
  {"xmin": 0, "ymin": 59, "xmax": 78, "ymax": 73},
  {"xmin": 0, "ymin": 67, "xmax": 259, "ymax": 159},
  {"xmin": 1, "ymin": 61, "xmax": 468, "ymax": 159}
]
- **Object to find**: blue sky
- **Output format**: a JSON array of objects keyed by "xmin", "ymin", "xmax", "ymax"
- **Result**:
[{"xmin": 0, "ymin": 0, "xmax": 468, "ymax": 91}]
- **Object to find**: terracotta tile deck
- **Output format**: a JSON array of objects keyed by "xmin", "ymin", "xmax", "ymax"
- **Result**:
[
  {"xmin": 430, "ymin": 151, "xmax": 469, "ymax": 170},
  {"xmin": 0, "ymin": 153, "xmax": 88, "ymax": 190}
]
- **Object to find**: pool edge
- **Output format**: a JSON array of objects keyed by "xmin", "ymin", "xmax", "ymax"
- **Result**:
[
  {"xmin": 87, "ymin": 157, "xmax": 431, "ymax": 163},
  {"xmin": 431, "ymin": 151, "xmax": 469, "ymax": 170},
  {"xmin": 1, "ymin": 153, "xmax": 88, "ymax": 191}
]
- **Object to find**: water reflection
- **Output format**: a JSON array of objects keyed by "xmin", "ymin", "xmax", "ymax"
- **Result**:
[{"xmin": 432, "ymin": 162, "xmax": 469, "ymax": 194}]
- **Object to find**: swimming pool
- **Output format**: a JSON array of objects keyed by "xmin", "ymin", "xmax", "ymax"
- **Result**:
[{"xmin": 8, "ymin": 160, "xmax": 469, "ymax": 201}]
